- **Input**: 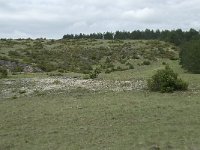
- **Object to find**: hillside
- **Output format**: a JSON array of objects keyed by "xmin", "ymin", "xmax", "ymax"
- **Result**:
[{"xmin": 0, "ymin": 39, "xmax": 178, "ymax": 74}]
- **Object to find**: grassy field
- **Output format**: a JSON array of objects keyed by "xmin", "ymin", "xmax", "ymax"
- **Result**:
[
  {"xmin": 0, "ymin": 39, "xmax": 200, "ymax": 149},
  {"xmin": 1, "ymin": 89, "xmax": 200, "ymax": 149}
]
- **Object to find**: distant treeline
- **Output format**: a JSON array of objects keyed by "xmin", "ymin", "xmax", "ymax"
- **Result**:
[{"xmin": 63, "ymin": 29, "xmax": 200, "ymax": 45}]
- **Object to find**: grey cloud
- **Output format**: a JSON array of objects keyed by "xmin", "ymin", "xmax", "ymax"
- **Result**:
[{"xmin": 0, "ymin": 0, "xmax": 199, "ymax": 38}]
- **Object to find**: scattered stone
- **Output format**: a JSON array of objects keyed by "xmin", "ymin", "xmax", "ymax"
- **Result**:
[{"xmin": 0, "ymin": 77, "xmax": 147, "ymax": 99}]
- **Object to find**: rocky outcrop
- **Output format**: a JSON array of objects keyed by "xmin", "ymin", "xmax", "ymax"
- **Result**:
[{"xmin": 0, "ymin": 60, "xmax": 43, "ymax": 73}]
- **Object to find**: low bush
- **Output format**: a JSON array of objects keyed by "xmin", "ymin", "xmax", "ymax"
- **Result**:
[
  {"xmin": 58, "ymin": 69, "xmax": 65, "ymax": 73},
  {"xmin": 142, "ymin": 60, "xmax": 151, "ymax": 65},
  {"xmin": 116, "ymin": 66, "xmax": 123, "ymax": 71},
  {"xmin": 105, "ymin": 68, "xmax": 113, "ymax": 74},
  {"xmin": 89, "ymin": 68, "xmax": 101, "ymax": 79},
  {"xmin": 147, "ymin": 66, "xmax": 188, "ymax": 93},
  {"xmin": 126, "ymin": 62, "xmax": 134, "ymax": 69},
  {"xmin": 132, "ymin": 55, "xmax": 140, "ymax": 59},
  {"xmin": 129, "ymin": 64, "xmax": 134, "ymax": 69},
  {"xmin": 12, "ymin": 66, "xmax": 23, "ymax": 72},
  {"xmin": 19, "ymin": 90, "xmax": 26, "ymax": 94},
  {"xmin": 119, "ymin": 59, "xmax": 127, "ymax": 64},
  {"xmin": 0, "ymin": 67, "xmax": 8, "ymax": 78}
]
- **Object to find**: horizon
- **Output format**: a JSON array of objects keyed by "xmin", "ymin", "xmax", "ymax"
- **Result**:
[{"xmin": 0, "ymin": 28, "xmax": 199, "ymax": 40}]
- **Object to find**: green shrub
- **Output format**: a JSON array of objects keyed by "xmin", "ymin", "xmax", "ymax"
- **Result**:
[
  {"xmin": 120, "ymin": 59, "xmax": 127, "ymax": 64},
  {"xmin": 12, "ymin": 95, "xmax": 18, "ymax": 99},
  {"xmin": 129, "ymin": 64, "xmax": 134, "ymax": 69},
  {"xmin": 0, "ymin": 67, "xmax": 8, "ymax": 78},
  {"xmin": 158, "ymin": 47, "xmax": 165, "ymax": 54},
  {"xmin": 105, "ymin": 68, "xmax": 113, "ymax": 74},
  {"xmin": 79, "ymin": 63, "xmax": 93, "ymax": 74},
  {"xmin": 37, "ymin": 62, "xmax": 56, "ymax": 72},
  {"xmin": 142, "ymin": 60, "xmax": 151, "ymax": 65},
  {"xmin": 175, "ymin": 78, "xmax": 188, "ymax": 91},
  {"xmin": 89, "ymin": 68, "xmax": 101, "ymax": 79},
  {"xmin": 169, "ymin": 56, "xmax": 178, "ymax": 61},
  {"xmin": 147, "ymin": 66, "xmax": 188, "ymax": 93},
  {"xmin": 53, "ymin": 80, "xmax": 61, "ymax": 84},
  {"xmin": 126, "ymin": 62, "xmax": 134, "ymax": 69},
  {"xmin": 58, "ymin": 69, "xmax": 65, "ymax": 73},
  {"xmin": 12, "ymin": 66, "xmax": 23, "ymax": 72},
  {"xmin": 19, "ymin": 90, "xmax": 26, "ymax": 94},
  {"xmin": 116, "ymin": 66, "xmax": 123, "ymax": 71},
  {"xmin": 133, "ymin": 55, "xmax": 140, "ymax": 59}
]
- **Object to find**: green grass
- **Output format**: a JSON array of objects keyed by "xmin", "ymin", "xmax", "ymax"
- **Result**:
[
  {"xmin": 9, "ymin": 73, "xmax": 48, "ymax": 79},
  {"xmin": 99, "ymin": 59, "xmax": 176, "ymax": 80},
  {"xmin": 1, "ymin": 90, "xmax": 200, "ymax": 150}
]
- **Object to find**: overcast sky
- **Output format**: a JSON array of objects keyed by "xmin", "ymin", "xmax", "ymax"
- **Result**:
[{"xmin": 0, "ymin": 0, "xmax": 199, "ymax": 39}]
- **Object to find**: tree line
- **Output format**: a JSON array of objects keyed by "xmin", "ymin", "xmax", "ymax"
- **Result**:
[{"xmin": 63, "ymin": 29, "xmax": 200, "ymax": 46}]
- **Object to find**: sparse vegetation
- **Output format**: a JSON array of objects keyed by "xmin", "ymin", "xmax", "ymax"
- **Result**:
[
  {"xmin": 0, "ymin": 39, "xmax": 178, "ymax": 74},
  {"xmin": 0, "ymin": 37, "xmax": 200, "ymax": 149}
]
